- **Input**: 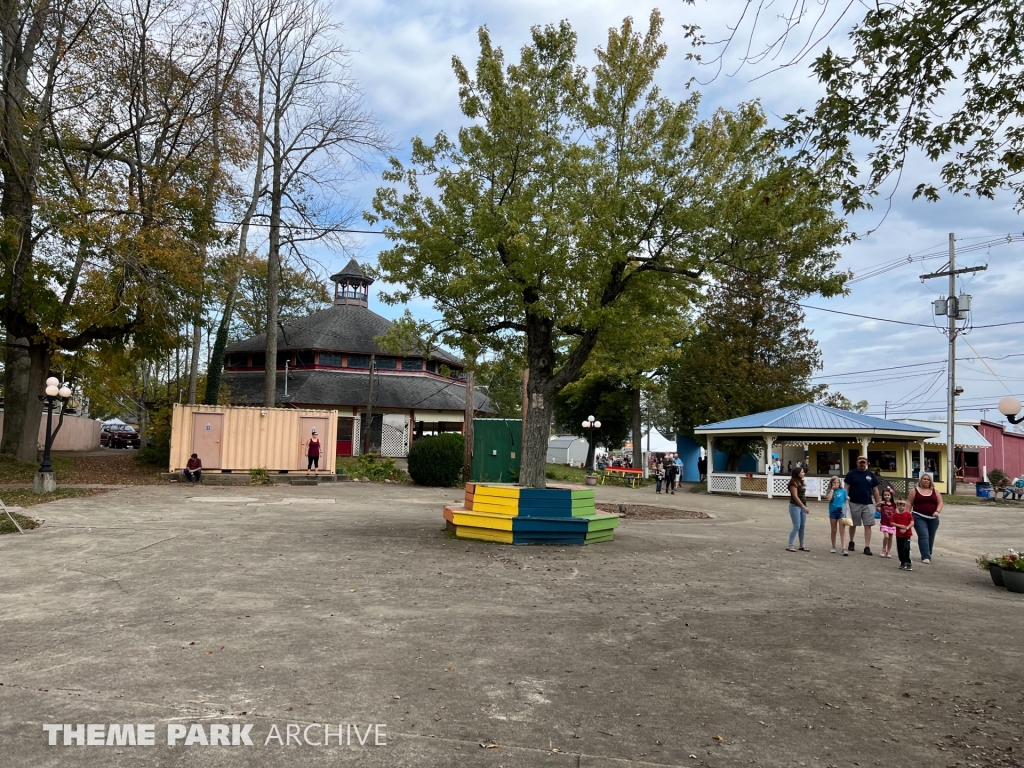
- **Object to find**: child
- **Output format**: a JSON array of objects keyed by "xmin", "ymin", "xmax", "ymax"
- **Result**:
[
  {"xmin": 824, "ymin": 476, "xmax": 849, "ymax": 555},
  {"xmin": 654, "ymin": 464, "xmax": 665, "ymax": 494},
  {"xmin": 892, "ymin": 499, "xmax": 914, "ymax": 570},
  {"xmin": 877, "ymin": 486, "xmax": 898, "ymax": 558}
]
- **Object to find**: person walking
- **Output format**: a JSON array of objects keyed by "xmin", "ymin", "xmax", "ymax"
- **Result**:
[
  {"xmin": 786, "ymin": 467, "xmax": 811, "ymax": 552},
  {"xmin": 183, "ymin": 454, "xmax": 202, "ymax": 485},
  {"xmin": 905, "ymin": 473, "xmax": 943, "ymax": 564},
  {"xmin": 824, "ymin": 475, "xmax": 849, "ymax": 555},
  {"xmin": 306, "ymin": 429, "xmax": 322, "ymax": 472},
  {"xmin": 697, "ymin": 455, "xmax": 707, "ymax": 482},
  {"xmin": 674, "ymin": 453, "xmax": 683, "ymax": 489},
  {"xmin": 654, "ymin": 463, "xmax": 665, "ymax": 494},
  {"xmin": 892, "ymin": 498, "xmax": 914, "ymax": 570},
  {"xmin": 844, "ymin": 455, "xmax": 881, "ymax": 555},
  {"xmin": 663, "ymin": 455, "xmax": 678, "ymax": 495}
]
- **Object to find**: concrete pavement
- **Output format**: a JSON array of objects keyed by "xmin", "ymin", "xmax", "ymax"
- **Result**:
[{"xmin": 2, "ymin": 482, "xmax": 1022, "ymax": 767}]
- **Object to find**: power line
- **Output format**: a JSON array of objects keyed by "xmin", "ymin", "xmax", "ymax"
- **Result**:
[
  {"xmin": 800, "ymin": 303, "xmax": 1024, "ymax": 330},
  {"xmin": 812, "ymin": 352, "xmax": 1024, "ymax": 380}
]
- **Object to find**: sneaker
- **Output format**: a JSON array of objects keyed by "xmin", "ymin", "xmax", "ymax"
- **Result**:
[
  {"xmin": 922, "ymin": 558, "xmax": 931, "ymax": 564},
  {"xmin": 830, "ymin": 547, "xmax": 837, "ymax": 554},
  {"xmin": 842, "ymin": 550, "xmax": 849, "ymax": 556},
  {"xmin": 905, "ymin": 564, "xmax": 913, "ymax": 571},
  {"xmin": 863, "ymin": 547, "xmax": 873, "ymax": 556},
  {"xmin": 899, "ymin": 563, "xmax": 907, "ymax": 570},
  {"xmin": 848, "ymin": 541, "xmax": 856, "ymax": 552}
]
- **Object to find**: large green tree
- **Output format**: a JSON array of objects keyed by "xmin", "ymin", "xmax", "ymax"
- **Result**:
[
  {"xmin": 370, "ymin": 12, "xmax": 847, "ymax": 487},
  {"xmin": 667, "ymin": 282, "xmax": 826, "ymax": 468}
]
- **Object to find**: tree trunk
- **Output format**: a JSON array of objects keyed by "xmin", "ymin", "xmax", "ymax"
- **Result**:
[
  {"xmin": 463, "ymin": 369, "xmax": 474, "ymax": 482},
  {"xmin": 204, "ymin": 283, "xmax": 236, "ymax": 405},
  {"xmin": 187, "ymin": 319, "xmax": 201, "ymax": 404},
  {"xmin": 1, "ymin": 338, "xmax": 49, "ymax": 462},
  {"xmin": 631, "ymin": 386, "xmax": 643, "ymax": 472},
  {"xmin": 263, "ymin": 110, "xmax": 283, "ymax": 407}
]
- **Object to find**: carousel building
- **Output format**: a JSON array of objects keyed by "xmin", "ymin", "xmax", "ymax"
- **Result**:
[{"xmin": 221, "ymin": 259, "xmax": 491, "ymax": 457}]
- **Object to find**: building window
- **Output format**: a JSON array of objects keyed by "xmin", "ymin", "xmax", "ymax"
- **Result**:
[
  {"xmin": 867, "ymin": 450, "xmax": 897, "ymax": 473},
  {"xmin": 226, "ymin": 353, "xmax": 248, "ymax": 368},
  {"xmin": 376, "ymin": 356, "xmax": 397, "ymax": 369},
  {"xmin": 346, "ymin": 354, "xmax": 371, "ymax": 368},
  {"xmin": 425, "ymin": 360, "xmax": 438, "ymax": 374},
  {"xmin": 816, "ymin": 451, "xmax": 841, "ymax": 475},
  {"xmin": 295, "ymin": 350, "xmax": 315, "ymax": 366},
  {"xmin": 251, "ymin": 352, "xmax": 266, "ymax": 367},
  {"xmin": 912, "ymin": 451, "xmax": 942, "ymax": 481},
  {"xmin": 402, "ymin": 357, "xmax": 423, "ymax": 371},
  {"xmin": 319, "ymin": 352, "xmax": 342, "ymax": 367},
  {"xmin": 337, "ymin": 417, "xmax": 354, "ymax": 440},
  {"xmin": 276, "ymin": 351, "xmax": 293, "ymax": 367}
]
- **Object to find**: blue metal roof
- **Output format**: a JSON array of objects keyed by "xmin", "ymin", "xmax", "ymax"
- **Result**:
[{"xmin": 695, "ymin": 403, "xmax": 940, "ymax": 434}]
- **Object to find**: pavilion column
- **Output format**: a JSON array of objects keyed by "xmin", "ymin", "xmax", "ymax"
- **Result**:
[
  {"xmin": 919, "ymin": 441, "xmax": 926, "ymax": 482},
  {"xmin": 860, "ymin": 437, "xmax": 871, "ymax": 459},
  {"xmin": 765, "ymin": 435, "xmax": 776, "ymax": 498},
  {"xmin": 707, "ymin": 436, "xmax": 715, "ymax": 477},
  {"xmin": 839, "ymin": 442, "xmax": 846, "ymax": 475}
]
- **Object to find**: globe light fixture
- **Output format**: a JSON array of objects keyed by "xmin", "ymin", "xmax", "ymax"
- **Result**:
[
  {"xmin": 582, "ymin": 415, "xmax": 601, "ymax": 473},
  {"xmin": 37, "ymin": 379, "xmax": 74, "ymax": 488},
  {"xmin": 999, "ymin": 396, "xmax": 1024, "ymax": 425},
  {"xmin": 45, "ymin": 384, "xmax": 59, "ymax": 397},
  {"xmin": 58, "ymin": 385, "xmax": 72, "ymax": 399}
]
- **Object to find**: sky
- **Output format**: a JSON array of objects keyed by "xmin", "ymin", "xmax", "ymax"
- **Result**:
[{"xmin": 315, "ymin": 0, "xmax": 1024, "ymax": 425}]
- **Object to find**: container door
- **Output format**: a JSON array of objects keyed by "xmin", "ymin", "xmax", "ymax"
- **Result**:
[
  {"xmin": 298, "ymin": 416, "xmax": 329, "ymax": 469},
  {"xmin": 191, "ymin": 413, "xmax": 224, "ymax": 469}
]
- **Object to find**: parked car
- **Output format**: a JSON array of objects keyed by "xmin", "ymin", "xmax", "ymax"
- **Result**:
[{"xmin": 101, "ymin": 424, "xmax": 141, "ymax": 449}]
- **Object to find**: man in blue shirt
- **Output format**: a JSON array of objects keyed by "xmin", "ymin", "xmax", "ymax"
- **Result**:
[{"xmin": 845, "ymin": 455, "xmax": 881, "ymax": 555}]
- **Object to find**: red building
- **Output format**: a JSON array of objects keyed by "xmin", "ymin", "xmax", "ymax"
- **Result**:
[{"xmin": 975, "ymin": 420, "xmax": 1024, "ymax": 480}]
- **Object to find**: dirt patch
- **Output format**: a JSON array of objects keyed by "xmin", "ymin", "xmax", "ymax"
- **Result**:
[
  {"xmin": 64, "ymin": 453, "xmax": 164, "ymax": 485},
  {"xmin": 596, "ymin": 504, "xmax": 711, "ymax": 520}
]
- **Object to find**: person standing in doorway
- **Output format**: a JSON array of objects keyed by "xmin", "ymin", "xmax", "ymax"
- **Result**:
[
  {"xmin": 905, "ymin": 473, "xmax": 943, "ymax": 564},
  {"xmin": 845, "ymin": 455, "xmax": 881, "ymax": 555},
  {"xmin": 306, "ymin": 429, "xmax": 321, "ymax": 472}
]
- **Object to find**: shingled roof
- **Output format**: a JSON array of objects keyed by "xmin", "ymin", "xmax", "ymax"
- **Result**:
[
  {"xmin": 224, "ymin": 303, "xmax": 462, "ymax": 365},
  {"xmin": 222, "ymin": 369, "xmax": 493, "ymax": 413}
]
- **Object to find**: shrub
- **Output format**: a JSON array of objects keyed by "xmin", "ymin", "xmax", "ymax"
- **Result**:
[
  {"xmin": 347, "ymin": 454, "xmax": 407, "ymax": 483},
  {"xmin": 989, "ymin": 468, "xmax": 1010, "ymax": 488},
  {"xmin": 408, "ymin": 433, "xmax": 464, "ymax": 487},
  {"xmin": 249, "ymin": 467, "xmax": 272, "ymax": 485}
]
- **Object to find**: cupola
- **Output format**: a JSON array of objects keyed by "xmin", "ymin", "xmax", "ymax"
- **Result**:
[{"xmin": 329, "ymin": 258, "xmax": 372, "ymax": 307}]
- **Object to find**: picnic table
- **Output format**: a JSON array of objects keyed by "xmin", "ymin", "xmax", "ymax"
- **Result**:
[{"xmin": 600, "ymin": 467, "xmax": 644, "ymax": 488}]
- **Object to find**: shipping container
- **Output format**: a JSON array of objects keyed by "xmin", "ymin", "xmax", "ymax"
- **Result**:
[
  {"xmin": 169, "ymin": 404, "xmax": 338, "ymax": 473},
  {"xmin": 470, "ymin": 418, "xmax": 521, "ymax": 483}
]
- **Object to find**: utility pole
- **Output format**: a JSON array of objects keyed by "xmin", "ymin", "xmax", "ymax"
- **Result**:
[
  {"xmin": 362, "ymin": 354, "xmax": 376, "ymax": 455},
  {"xmin": 920, "ymin": 233, "xmax": 987, "ymax": 495}
]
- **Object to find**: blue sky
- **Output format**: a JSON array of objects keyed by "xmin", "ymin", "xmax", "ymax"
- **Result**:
[{"xmin": 319, "ymin": 0, "xmax": 1024, "ymax": 424}]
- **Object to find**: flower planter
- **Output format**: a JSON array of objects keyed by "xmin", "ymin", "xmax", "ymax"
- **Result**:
[
  {"xmin": 990, "ymin": 566, "xmax": 1006, "ymax": 588},
  {"xmin": 585, "ymin": 476, "xmax": 598, "ymax": 487},
  {"xmin": 1002, "ymin": 569, "xmax": 1024, "ymax": 594}
]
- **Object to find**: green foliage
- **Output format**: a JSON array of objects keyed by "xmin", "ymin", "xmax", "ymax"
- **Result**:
[
  {"xmin": 993, "ymin": 550, "xmax": 1024, "ymax": 572},
  {"xmin": 544, "ymin": 463, "xmax": 590, "ymax": 484},
  {"xmin": 249, "ymin": 467, "xmax": 272, "ymax": 485},
  {"xmin": 407, "ymin": 434, "xmax": 465, "ymax": 487},
  {"xmin": 0, "ymin": 455, "xmax": 74, "ymax": 483},
  {"xmin": 818, "ymin": 392, "xmax": 870, "ymax": 413},
  {"xmin": 667, "ymin": 283, "xmax": 825, "ymax": 467},
  {"xmin": 369, "ymin": 11, "xmax": 848, "ymax": 487},
  {"xmin": 554, "ymin": 375, "xmax": 632, "ymax": 450},
  {"xmin": 139, "ymin": 401, "xmax": 173, "ymax": 467},
  {"xmin": 346, "ymin": 454, "xmax": 407, "ymax": 483},
  {"xmin": 777, "ymin": 0, "xmax": 1024, "ymax": 212},
  {"xmin": 228, "ymin": 253, "xmax": 330, "ymax": 341},
  {"xmin": 989, "ymin": 468, "xmax": 1010, "ymax": 489},
  {"xmin": 476, "ymin": 347, "xmax": 525, "ymax": 419}
]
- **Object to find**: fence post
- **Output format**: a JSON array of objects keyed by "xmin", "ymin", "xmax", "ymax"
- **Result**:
[{"xmin": 735, "ymin": 475, "xmax": 742, "ymax": 495}]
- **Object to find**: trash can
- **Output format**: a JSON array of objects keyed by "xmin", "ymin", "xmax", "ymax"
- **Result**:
[{"xmin": 976, "ymin": 482, "xmax": 992, "ymax": 498}]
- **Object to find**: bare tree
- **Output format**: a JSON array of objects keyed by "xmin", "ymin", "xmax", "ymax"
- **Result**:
[{"xmin": 251, "ymin": 0, "xmax": 390, "ymax": 407}]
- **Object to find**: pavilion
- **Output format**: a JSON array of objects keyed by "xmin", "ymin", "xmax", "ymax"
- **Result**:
[{"xmin": 694, "ymin": 404, "xmax": 944, "ymax": 496}]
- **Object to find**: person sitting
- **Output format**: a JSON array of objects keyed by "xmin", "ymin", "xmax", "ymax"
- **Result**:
[
  {"xmin": 183, "ymin": 454, "xmax": 202, "ymax": 485},
  {"xmin": 1002, "ymin": 476, "xmax": 1024, "ymax": 500}
]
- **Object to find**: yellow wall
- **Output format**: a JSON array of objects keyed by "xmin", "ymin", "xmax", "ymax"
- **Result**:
[{"xmin": 802, "ymin": 440, "xmax": 948, "ymax": 493}]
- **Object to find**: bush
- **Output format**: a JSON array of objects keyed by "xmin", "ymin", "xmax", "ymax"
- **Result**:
[
  {"xmin": 408, "ymin": 433, "xmax": 464, "ymax": 487},
  {"xmin": 346, "ymin": 454, "xmax": 407, "ymax": 483},
  {"xmin": 989, "ymin": 468, "xmax": 1010, "ymax": 488}
]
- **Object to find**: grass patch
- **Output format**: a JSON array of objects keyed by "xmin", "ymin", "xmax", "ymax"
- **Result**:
[
  {"xmin": 0, "ymin": 488, "xmax": 109, "ymax": 534},
  {"xmin": 0, "ymin": 455, "xmax": 74, "ymax": 484},
  {"xmin": 688, "ymin": 482, "xmax": 707, "ymax": 494},
  {"xmin": 545, "ymin": 463, "xmax": 590, "ymax": 483}
]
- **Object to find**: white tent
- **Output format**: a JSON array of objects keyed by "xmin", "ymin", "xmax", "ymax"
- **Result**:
[
  {"xmin": 101, "ymin": 417, "xmax": 127, "ymax": 425},
  {"xmin": 640, "ymin": 428, "xmax": 676, "ymax": 454}
]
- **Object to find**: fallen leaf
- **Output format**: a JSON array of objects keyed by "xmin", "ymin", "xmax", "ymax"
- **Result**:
[
  {"xmin": 480, "ymin": 742, "xmax": 499, "ymax": 749},
  {"xmin": 394, "ymin": 695, "xmax": 401, "ymax": 699},
  {"xmin": 713, "ymin": 734, "xmax": 723, "ymax": 741}
]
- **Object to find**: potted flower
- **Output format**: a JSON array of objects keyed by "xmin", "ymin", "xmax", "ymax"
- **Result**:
[
  {"xmin": 996, "ymin": 550, "xmax": 1024, "ymax": 594},
  {"xmin": 977, "ymin": 554, "xmax": 1005, "ymax": 588}
]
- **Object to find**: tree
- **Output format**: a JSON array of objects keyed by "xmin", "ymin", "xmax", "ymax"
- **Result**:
[
  {"xmin": 554, "ymin": 375, "xmax": 632, "ymax": 468},
  {"xmin": 688, "ymin": 0, "xmax": 1024, "ymax": 213},
  {"xmin": 372, "ymin": 12, "xmax": 847, "ymax": 487},
  {"xmin": 667, "ymin": 283, "xmax": 826, "ymax": 469},
  {"xmin": 818, "ymin": 392, "xmax": 869, "ymax": 414},
  {"xmin": 253, "ymin": 0, "xmax": 389, "ymax": 407},
  {"xmin": 228, "ymin": 253, "xmax": 330, "ymax": 339}
]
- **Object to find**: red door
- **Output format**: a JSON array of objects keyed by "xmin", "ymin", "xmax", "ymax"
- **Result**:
[{"xmin": 336, "ymin": 416, "xmax": 354, "ymax": 457}]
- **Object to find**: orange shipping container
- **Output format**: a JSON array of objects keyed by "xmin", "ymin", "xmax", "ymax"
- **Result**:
[{"xmin": 169, "ymin": 404, "xmax": 338, "ymax": 473}]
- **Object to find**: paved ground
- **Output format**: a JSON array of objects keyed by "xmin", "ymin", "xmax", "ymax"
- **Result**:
[{"xmin": 2, "ymin": 482, "xmax": 1022, "ymax": 768}]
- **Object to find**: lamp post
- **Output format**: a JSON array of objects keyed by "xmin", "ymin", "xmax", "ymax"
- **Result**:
[
  {"xmin": 999, "ymin": 396, "xmax": 1024, "ymax": 426},
  {"xmin": 582, "ymin": 415, "xmax": 602, "ymax": 473},
  {"xmin": 35, "ymin": 377, "xmax": 73, "ymax": 493}
]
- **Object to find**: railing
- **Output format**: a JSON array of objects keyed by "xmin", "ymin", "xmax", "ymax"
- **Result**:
[{"xmin": 709, "ymin": 472, "xmax": 918, "ymax": 500}]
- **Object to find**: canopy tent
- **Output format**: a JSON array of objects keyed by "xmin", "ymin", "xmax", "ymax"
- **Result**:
[
  {"xmin": 101, "ymin": 417, "xmax": 127, "ymax": 425},
  {"xmin": 639, "ymin": 428, "xmax": 677, "ymax": 454}
]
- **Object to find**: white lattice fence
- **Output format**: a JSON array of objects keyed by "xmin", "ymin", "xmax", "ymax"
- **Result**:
[
  {"xmin": 709, "ymin": 474, "xmax": 739, "ymax": 493},
  {"xmin": 380, "ymin": 416, "xmax": 409, "ymax": 458},
  {"xmin": 771, "ymin": 476, "xmax": 790, "ymax": 497}
]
